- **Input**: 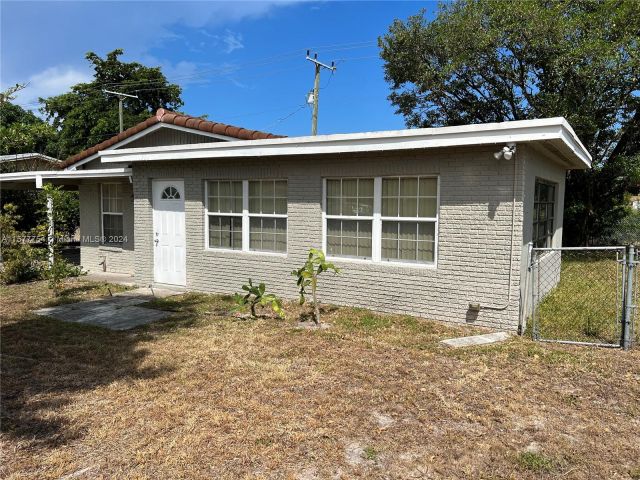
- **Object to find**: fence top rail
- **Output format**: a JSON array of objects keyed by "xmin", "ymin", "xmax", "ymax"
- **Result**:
[{"xmin": 532, "ymin": 246, "xmax": 627, "ymax": 252}]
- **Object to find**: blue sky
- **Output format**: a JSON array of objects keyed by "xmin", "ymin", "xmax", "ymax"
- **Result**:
[{"xmin": 1, "ymin": 1, "xmax": 438, "ymax": 137}]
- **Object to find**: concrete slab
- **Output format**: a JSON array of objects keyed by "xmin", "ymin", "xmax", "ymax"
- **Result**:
[
  {"xmin": 34, "ymin": 294, "xmax": 172, "ymax": 330},
  {"xmin": 440, "ymin": 331, "xmax": 511, "ymax": 348}
]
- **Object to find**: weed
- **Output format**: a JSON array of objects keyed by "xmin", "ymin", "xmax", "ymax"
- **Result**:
[
  {"xmin": 517, "ymin": 451, "xmax": 554, "ymax": 473},
  {"xmin": 362, "ymin": 446, "xmax": 378, "ymax": 461}
]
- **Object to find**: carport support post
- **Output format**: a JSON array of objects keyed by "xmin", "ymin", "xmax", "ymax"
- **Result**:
[
  {"xmin": 622, "ymin": 245, "xmax": 635, "ymax": 350},
  {"xmin": 47, "ymin": 193, "xmax": 54, "ymax": 266}
]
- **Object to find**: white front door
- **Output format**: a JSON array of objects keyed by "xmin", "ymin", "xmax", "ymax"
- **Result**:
[{"xmin": 152, "ymin": 179, "xmax": 186, "ymax": 286}]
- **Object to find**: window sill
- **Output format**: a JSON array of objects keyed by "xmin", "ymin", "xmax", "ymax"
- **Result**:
[
  {"xmin": 99, "ymin": 245, "xmax": 123, "ymax": 252},
  {"xmin": 204, "ymin": 247, "xmax": 287, "ymax": 258},
  {"xmin": 326, "ymin": 255, "xmax": 437, "ymax": 270}
]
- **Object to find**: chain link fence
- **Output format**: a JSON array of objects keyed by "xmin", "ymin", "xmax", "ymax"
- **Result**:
[{"xmin": 527, "ymin": 246, "xmax": 637, "ymax": 348}]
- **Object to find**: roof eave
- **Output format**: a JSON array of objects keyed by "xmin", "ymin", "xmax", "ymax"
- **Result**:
[
  {"xmin": 0, "ymin": 168, "xmax": 133, "ymax": 185},
  {"xmin": 100, "ymin": 118, "xmax": 592, "ymax": 170}
]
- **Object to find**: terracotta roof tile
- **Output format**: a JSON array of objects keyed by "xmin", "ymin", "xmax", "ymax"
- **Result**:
[{"xmin": 58, "ymin": 108, "xmax": 284, "ymax": 169}]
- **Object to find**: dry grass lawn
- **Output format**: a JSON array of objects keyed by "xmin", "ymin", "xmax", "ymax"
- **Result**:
[{"xmin": 1, "ymin": 278, "xmax": 639, "ymax": 479}]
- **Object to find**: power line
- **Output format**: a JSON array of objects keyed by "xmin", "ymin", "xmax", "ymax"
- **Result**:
[
  {"xmin": 262, "ymin": 104, "xmax": 307, "ymax": 130},
  {"xmin": 13, "ymin": 40, "xmax": 380, "ymax": 107}
]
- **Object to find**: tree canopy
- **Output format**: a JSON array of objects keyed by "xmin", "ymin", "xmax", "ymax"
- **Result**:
[
  {"xmin": 379, "ymin": 0, "xmax": 640, "ymax": 245},
  {"xmin": 41, "ymin": 49, "xmax": 183, "ymax": 158},
  {"xmin": 0, "ymin": 92, "xmax": 57, "ymax": 157}
]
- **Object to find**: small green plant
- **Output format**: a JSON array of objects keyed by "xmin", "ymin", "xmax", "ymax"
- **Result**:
[
  {"xmin": 517, "ymin": 451, "xmax": 554, "ymax": 473},
  {"xmin": 234, "ymin": 278, "xmax": 284, "ymax": 319},
  {"xmin": 291, "ymin": 248, "xmax": 339, "ymax": 324},
  {"xmin": 362, "ymin": 446, "xmax": 378, "ymax": 461}
]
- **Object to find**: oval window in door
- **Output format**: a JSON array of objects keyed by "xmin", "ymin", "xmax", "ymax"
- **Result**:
[{"xmin": 161, "ymin": 186, "xmax": 181, "ymax": 200}]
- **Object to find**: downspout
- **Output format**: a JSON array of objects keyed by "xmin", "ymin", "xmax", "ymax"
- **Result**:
[{"xmin": 474, "ymin": 146, "xmax": 519, "ymax": 313}]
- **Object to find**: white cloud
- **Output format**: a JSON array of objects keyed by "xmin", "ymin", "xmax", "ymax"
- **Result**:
[
  {"xmin": 222, "ymin": 30, "xmax": 244, "ymax": 54},
  {"xmin": 8, "ymin": 65, "xmax": 92, "ymax": 110},
  {"xmin": 137, "ymin": 55, "xmax": 206, "ymax": 86}
]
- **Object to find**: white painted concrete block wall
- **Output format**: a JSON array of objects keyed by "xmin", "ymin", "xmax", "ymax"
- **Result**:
[
  {"xmin": 519, "ymin": 147, "xmax": 567, "ymax": 323},
  {"xmin": 78, "ymin": 182, "xmax": 135, "ymax": 274},
  {"xmin": 131, "ymin": 146, "xmax": 526, "ymax": 330}
]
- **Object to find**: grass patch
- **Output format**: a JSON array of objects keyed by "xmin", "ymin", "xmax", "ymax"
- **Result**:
[
  {"xmin": 1, "ymin": 279, "xmax": 639, "ymax": 479},
  {"xmin": 532, "ymin": 252, "xmax": 624, "ymax": 344},
  {"xmin": 334, "ymin": 310, "xmax": 392, "ymax": 331},
  {"xmin": 362, "ymin": 446, "xmax": 379, "ymax": 461},
  {"xmin": 517, "ymin": 451, "xmax": 555, "ymax": 473}
]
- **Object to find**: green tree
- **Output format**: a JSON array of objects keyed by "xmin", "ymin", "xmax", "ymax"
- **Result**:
[
  {"xmin": 0, "ymin": 98, "xmax": 60, "ymax": 232},
  {"xmin": 379, "ymin": 0, "xmax": 640, "ymax": 245},
  {"xmin": 0, "ymin": 100, "xmax": 57, "ymax": 157},
  {"xmin": 41, "ymin": 48, "xmax": 183, "ymax": 158}
]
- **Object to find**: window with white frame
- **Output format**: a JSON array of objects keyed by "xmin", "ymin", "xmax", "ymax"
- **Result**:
[
  {"xmin": 207, "ymin": 180, "xmax": 243, "ymax": 250},
  {"xmin": 324, "ymin": 176, "xmax": 438, "ymax": 264},
  {"xmin": 533, "ymin": 179, "xmax": 556, "ymax": 248},
  {"xmin": 325, "ymin": 178, "xmax": 374, "ymax": 258},
  {"xmin": 206, "ymin": 179, "xmax": 288, "ymax": 253},
  {"xmin": 381, "ymin": 177, "xmax": 437, "ymax": 263},
  {"xmin": 101, "ymin": 183, "xmax": 124, "ymax": 245},
  {"xmin": 249, "ymin": 180, "xmax": 287, "ymax": 253}
]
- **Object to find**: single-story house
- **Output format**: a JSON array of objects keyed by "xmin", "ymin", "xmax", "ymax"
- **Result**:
[{"xmin": 0, "ymin": 109, "xmax": 591, "ymax": 331}]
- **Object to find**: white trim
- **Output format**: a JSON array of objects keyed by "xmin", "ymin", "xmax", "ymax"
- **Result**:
[
  {"xmin": 205, "ymin": 178, "xmax": 288, "ymax": 254},
  {"xmin": 321, "ymin": 178, "xmax": 327, "ymax": 255},
  {"xmin": 242, "ymin": 180, "xmax": 250, "ymax": 252},
  {"xmin": 372, "ymin": 177, "xmax": 382, "ymax": 262},
  {"xmin": 65, "ymin": 122, "xmax": 239, "ymax": 170},
  {"xmin": 0, "ymin": 168, "xmax": 132, "ymax": 183},
  {"xmin": 101, "ymin": 117, "xmax": 592, "ymax": 170},
  {"xmin": 100, "ymin": 183, "xmax": 125, "ymax": 247},
  {"xmin": 322, "ymin": 175, "xmax": 439, "ymax": 267}
]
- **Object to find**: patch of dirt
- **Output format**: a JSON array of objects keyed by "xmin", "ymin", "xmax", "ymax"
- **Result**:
[{"xmin": 372, "ymin": 411, "xmax": 395, "ymax": 429}]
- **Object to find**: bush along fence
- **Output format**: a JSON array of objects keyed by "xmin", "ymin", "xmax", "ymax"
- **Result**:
[{"xmin": 527, "ymin": 244, "xmax": 638, "ymax": 350}]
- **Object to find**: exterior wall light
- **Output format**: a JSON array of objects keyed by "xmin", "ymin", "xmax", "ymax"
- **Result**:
[{"xmin": 494, "ymin": 143, "xmax": 517, "ymax": 160}]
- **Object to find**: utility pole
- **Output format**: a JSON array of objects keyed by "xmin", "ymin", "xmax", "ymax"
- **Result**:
[
  {"xmin": 306, "ymin": 51, "xmax": 336, "ymax": 136},
  {"xmin": 103, "ymin": 90, "xmax": 139, "ymax": 133}
]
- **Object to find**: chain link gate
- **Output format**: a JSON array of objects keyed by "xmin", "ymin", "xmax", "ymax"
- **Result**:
[{"xmin": 527, "ymin": 246, "xmax": 637, "ymax": 348}]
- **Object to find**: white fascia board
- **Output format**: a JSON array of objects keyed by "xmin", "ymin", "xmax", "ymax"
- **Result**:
[
  {"xmin": 0, "ymin": 168, "xmax": 132, "ymax": 183},
  {"xmin": 100, "ymin": 117, "xmax": 592, "ymax": 169},
  {"xmin": 65, "ymin": 123, "xmax": 238, "ymax": 170}
]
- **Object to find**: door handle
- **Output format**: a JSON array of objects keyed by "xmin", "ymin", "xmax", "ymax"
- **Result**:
[{"xmin": 155, "ymin": 238, "xmax": 159, "ymax": 246}]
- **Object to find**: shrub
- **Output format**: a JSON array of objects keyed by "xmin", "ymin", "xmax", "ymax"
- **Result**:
[
  {"xmin": 0, "ymin": 243, "xmax": 45, "ymax": 284},
  {"xmin": 45, "ymin": 256, "xmax": 84, "ymax": 296},
  {"xmin": 291, "ymin": 248, "xmax": 339, "ymax": 324},
  {"xmin": 233, "ymin": 278, "xmax": 284, "ymax": 319}
]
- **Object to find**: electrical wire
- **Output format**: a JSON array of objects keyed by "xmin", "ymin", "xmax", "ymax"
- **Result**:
[
  {"xmin": 262, "ymin": 104, "xmax": 307, "ymax": 130},
  {"xmin": 13, "ymin": 40, "xmax": 380, "ymax": 107}
]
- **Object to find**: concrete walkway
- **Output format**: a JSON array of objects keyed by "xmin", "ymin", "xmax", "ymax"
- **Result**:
[
  {"xmin": 34, "ymin": 287, "xmax": 181, "ymax": 331},
  {"xmin": 440, "ymin": 331, "xmax": 511, "ymax": 348}
]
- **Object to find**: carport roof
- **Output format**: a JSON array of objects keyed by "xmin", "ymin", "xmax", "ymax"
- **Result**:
[{"xmin": 0, "ymin": 167, "xmax": 131, "ymax": 187}]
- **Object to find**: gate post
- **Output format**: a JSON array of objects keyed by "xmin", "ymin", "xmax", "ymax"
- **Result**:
[
  {"xmin": 531, "ymin": 249, "xmax": 539, "ymax": 341},
  {"xmin": 622, "ymin": 245, "xmax": 636, "ymax": 350}
]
